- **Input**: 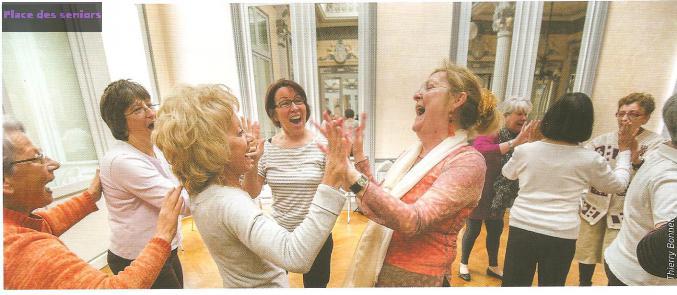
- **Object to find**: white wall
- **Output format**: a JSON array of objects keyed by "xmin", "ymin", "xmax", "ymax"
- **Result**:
[
  {"xmin": 590, "ymin": 1, "xmax": 677, "ymax": 137},
  {"xmin": 375, "ymin": 3, "xmax": 454, "ymax": 159}
]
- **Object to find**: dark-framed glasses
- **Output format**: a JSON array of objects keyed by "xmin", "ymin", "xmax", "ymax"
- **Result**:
[
  {"xmin": 10, "ymin": 152, "xmax": 45, "ymax": 165},
  {"xmin": 126, "ymin": 103, "xmax": 159, "ymax": 116},
  {"xmin": 615, "ymin": 111, "xmax": 644, "ymax": 120},
  {"xmin": 276, "ymin": 97, "xmax": 305, "ymax": 109}
]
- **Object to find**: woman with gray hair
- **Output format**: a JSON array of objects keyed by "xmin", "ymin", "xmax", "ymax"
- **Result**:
[{"xmin": 458, "ymin": 93, "xmax": 539, "ymax": 281}]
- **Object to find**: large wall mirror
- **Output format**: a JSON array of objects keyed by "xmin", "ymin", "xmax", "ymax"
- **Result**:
[
  {"xmin": 233, "ymin": 3, "xmax": 376, "ymax": 168},
  {"xmin": 456, "ymin": 1, "xmax": 607, "ymax": 120}
]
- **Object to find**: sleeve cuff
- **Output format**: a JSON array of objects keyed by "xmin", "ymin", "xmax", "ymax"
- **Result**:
[
  {"xmin": 80, "ymin": 191, "xmax": 100, "ymax": 213},
  {"xmin": 615, "ymin": 150, "xmax": 632, "ymax": 168},
  {"xmin": 311, "ymin": 184, "xmax": 347, "ymax": 215}
]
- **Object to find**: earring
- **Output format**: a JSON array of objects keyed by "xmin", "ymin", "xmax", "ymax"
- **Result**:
[{"xmin": 448, "ymin": 114, "xmax": 454, "ymax": 123}]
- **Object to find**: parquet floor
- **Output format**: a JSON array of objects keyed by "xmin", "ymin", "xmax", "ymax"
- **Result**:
[{"xmin": 102, "ymin": 211, "xmax": 609, "ymax": 287}]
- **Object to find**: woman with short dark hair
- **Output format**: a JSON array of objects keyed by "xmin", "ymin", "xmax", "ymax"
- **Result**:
[
  {"xmin": 500, "ymin": 92, "xmax": 636, "ymax": 286},
  {"xmin": 242, "ymin": 79, "xmax": 333, "ymax": 288},
  {"xmin": 99, "ymin": 79, "xmax": 190, "ymax": 289}
]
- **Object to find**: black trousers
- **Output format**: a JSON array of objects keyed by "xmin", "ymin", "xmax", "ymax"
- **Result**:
[
  {"xmin": 502, "ymin": 226, "xmax": 576, "ymax": 286},
  {"xmin": 303, "ymin": 233, "xmax": 333, "ymax": 288},
  {"xmin": 604, "ymin": 261, "xmax": 627, "ymax": 286},
  {"xmin": 460, "ymin": 218, "xmax": 504, "ymax": 266},
  {"xmin": 107, "ymin": 248, "xmax": 183, "ymax": 289}
]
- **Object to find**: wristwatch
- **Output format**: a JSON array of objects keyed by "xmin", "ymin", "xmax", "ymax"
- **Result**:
[
  {"xmin": 507, "ymin": 139, "xmax": 515, "ymax": 150},
  {"xmin": 349, "ymin": 174, "xmax": 369, "ymax": 194}
]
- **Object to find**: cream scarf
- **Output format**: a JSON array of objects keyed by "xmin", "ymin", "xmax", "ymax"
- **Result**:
[{"xmin": 342, "ymin": 130, "xmax": 469, "ymax": 287}]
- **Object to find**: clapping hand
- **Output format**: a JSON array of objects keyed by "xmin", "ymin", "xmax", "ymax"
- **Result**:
[
  {"xmin": 314, "ymin": 111, "xmax": 352, "ymax": 190},
  {"xmin": 618, "ymin": 122, "xmax": 639, "ymax": 152},
  {"xmin": 242, "ymin": 117, "xmax": 264, "ymax": 165}
]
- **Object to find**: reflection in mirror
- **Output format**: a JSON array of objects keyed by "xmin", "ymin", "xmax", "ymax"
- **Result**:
[
  {"xmin": 315, "ymin": 3, "xmax": 359, "ymax": 119},
  {"xmin": 531, "ymin": 1, "xmax": 587, "ymax": 119},
  {"xmin": 466, "ymin": 2, "xmax": 515, "ymax": 100},
  {"xmin": 247, "ymin": 5, "xmax": 293, "ymax": 139}
]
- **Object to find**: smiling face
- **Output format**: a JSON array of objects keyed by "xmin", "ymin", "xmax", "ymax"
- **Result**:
[
  {"xmin": 617, "ymin": 102, "xmax": 650, "ymax": 131},
  {"xmin": 505, "ymin": 110, "xmax": 528, "ymax": 134},
  {"xmin": 3, "ymin": 132, "xmax": 61, "ymax": 213},
  {"xmin": 412, "ymin": 71, "xmax": 455, "ymax": 137},
  {"xmin": 125, "ymin": 98, "xmax": 156, "ymax": 140},
  {"xmin": 273, "ymin": 87, "xmax": 307, "ymax": 134},
  {"xmin": 221, "ymin": 115, "xmax": 254, "ymax": 184}
]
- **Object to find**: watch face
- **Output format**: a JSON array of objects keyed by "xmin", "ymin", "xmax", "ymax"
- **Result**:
[
  {"xmin": 357, "ymin": 175, "xmax": 368, "ymax": 186},
  {"xmin": 350, "ymin": 174, "xmax": 368, "ymax": 194}
]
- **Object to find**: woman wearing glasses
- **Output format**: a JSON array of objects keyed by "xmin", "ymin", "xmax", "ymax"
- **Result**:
[
  {"xmin": 98, "ymin": 79, "xmax": 190, "ymax": 289},
  {"xmin": 573, "ymin": 92, "xmax": 667, "ymax": 286},
  {"xmin": 340, "ymin": 62, "xmax": 500, "ymax": 287},
  {"xmin": 242, "ymin": 79, "xmax": 333, "ymax": 288}
]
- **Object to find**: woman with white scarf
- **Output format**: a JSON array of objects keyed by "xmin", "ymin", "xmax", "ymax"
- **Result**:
[{"xmin": 325, "ymin": 61, "xmax": 500, "ymax": 287}]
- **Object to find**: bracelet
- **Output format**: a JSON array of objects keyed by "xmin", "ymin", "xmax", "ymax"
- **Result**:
[
  {"xmin": 354, "ymin": 157, "xmax": 369, "ymax": 166},
  {"xmin": 507, "ymin": 140, "xmax": 515, "ymax": 150}
]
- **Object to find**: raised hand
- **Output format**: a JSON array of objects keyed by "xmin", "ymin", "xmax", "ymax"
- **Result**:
[
  {"xmin": 243, "ymin": 117, "xmax": 264, "ymax": 164},
  {"xmin": 525, "ymin": 120, "xmax": 543, "ymax": 142},
  {"xmin": 352, "ymin": 113, "xmax": 367, "ymax": 160},
  {"xmin": 87, "ymin": 169, "xmax": 103, "ymax": 202},
  {"xmin": 155, "ymin": 186, "xmax": 185, "ymax": 243},
  {"xmin": 618, "ymin": 122, "xmax": 638, "ymax": 152},
  {"xmin": 316, "ymin": 111, "xmax": 351, "ymax": 189}
]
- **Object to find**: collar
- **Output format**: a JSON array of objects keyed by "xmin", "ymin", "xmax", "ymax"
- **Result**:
[
  {"xmin": 657, "ymin": 143, "xmax": 677, "ymax": 163},
  {"xmin": 3, "ymin": 207, "xmax": 45, "ymax": 231}
]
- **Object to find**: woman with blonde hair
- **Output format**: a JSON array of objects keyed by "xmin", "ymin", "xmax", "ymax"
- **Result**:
[
  {"xmin": 153, "ymin": 84, "xmax": 347, "ymax": 288},
  {"xmin": 336, "ymin": 61, "xmax": 500, "ymax": 287}
]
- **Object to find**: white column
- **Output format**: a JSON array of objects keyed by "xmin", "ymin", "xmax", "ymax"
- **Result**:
[
  {"xmin": 289, "ymin": 4, "xmax": 321, "ymax": 124},
  {"xmin": 490, "ymin": 2, "xmax": 515, "ymax": 101},
  {"xmin": 358, "ymin": 3, "xmax": 377, "ymax": 170},
  {"xmin": 504, "ymin": 1, "xmax": 544, "ymax": 100},
  {"xmin": 449, "ymin": 2, "xmax": 472, "ymax": 67},
  {"xmin": 573, "ymin": 1, "xmax": 609, "ymax": 96}
]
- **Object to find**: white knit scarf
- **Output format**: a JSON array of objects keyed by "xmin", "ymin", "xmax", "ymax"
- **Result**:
[{"xmin": 342, "ymin": 130, "xmax": 469, "ymax": 287}]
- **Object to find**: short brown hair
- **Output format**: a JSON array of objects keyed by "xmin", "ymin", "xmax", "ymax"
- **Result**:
[
  {"xmin": 264, "ymin": 79, "xmax": 311, "ymax": 128},
  {"xmin": 100, "ymin": 79, "xmax": 151, "ymax": 141},
  {"xmin": 618, "ymin": 92, "xmax": 655, "ymax": 115}
]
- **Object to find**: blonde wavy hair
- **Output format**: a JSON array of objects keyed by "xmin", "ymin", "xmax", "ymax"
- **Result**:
[
  {"xmin": 432, "ymin": 61, "xmax": 501, "ymax": 137},
  {"xmin": 153, "ymin": 84, "xmax": 240, "ymax": 195}
]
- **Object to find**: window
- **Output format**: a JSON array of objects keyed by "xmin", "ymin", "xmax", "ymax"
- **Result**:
[
  {"xmin": 3, "ymin": 32, "xmax": 99, "ymax": 194},
  {"xmin": 248, "ymin": 6, "xmax": 277, "ymax": 139}
]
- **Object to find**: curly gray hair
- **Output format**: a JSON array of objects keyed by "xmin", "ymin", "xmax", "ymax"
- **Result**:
[
  {"xmin": 3, "ymin": 119, "xmax": 26, "ymax": 176},
  {"xmin": 500, "ymin": 96, "xmax": 532, "ymax": 116}
]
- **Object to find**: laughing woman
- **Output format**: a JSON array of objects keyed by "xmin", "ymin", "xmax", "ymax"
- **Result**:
[
  {"xmin": 242, "ymin": 79, "xmax": 333, "ymax": 288},
  {"xmin": 99, "ymin": 80, "xmax": 190, "ymax": 289},
  {"xmin": 153, "ymin": 84, "xmax": 347, "ymax": 288},
  {"xmin": 340, "ymin": 61, "xmax": 500, "ymax": 287}
]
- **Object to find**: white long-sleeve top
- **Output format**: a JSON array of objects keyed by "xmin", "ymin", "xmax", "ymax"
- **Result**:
[
  {"xmin": 502, "ymin": 141, "xmax": 631, "ymax": 239},
  {"xmin": 100, "ymin": 141, "xmax": 190, "ymax": 259},
  {"xmin": 191, "ymin": 184, "xmax": 346, "ymax": 288}
]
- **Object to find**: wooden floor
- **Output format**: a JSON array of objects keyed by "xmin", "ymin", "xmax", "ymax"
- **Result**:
[{"xmin": 103, "ymin": 211, "xmax": 609, "ymax": 287}]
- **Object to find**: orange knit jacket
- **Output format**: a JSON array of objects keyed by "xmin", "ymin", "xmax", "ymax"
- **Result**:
[{"xmin": 3, "ymin": 191, "xmax": 171, "ymax": 289}]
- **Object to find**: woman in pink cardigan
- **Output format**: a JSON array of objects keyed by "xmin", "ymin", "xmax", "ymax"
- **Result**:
[{"xmin": 330, "ymin": 61, "xmax": 501, "ymax": 287}]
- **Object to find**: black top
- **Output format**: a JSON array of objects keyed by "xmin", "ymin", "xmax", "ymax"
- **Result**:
[{"xmin": 636, "ymin": 216, "xmax": 677, "ymax": 279}]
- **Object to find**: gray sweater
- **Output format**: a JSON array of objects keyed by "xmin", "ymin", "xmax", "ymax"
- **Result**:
[{"xmin": 190, "ymin": 184, "xmax": 346, "ymax": 288}]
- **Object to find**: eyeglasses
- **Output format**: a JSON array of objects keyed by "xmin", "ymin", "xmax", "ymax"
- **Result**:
[
  {"xmin": 275, "ymin": 97, "xmax": 305, "ymax": 109},
  {"xmin": 125, "ymin": 103, "xmax": 159, "ymax": 117},
  {"xmin": 10, "ymin": 152, "xmax": 45, "ymax": 165},
  {"xmin": 417, "ymin": 83, "xmax": 450, "ymax": 95},
  {"xmin": 615, "ymin": 111, "xmax": 644, "ymax": 120}
]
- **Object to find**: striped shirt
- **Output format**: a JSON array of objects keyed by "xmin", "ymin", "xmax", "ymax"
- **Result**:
[{"xmin": 258, "ymin": 134, "xmax": 327, "ymax": 231}]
